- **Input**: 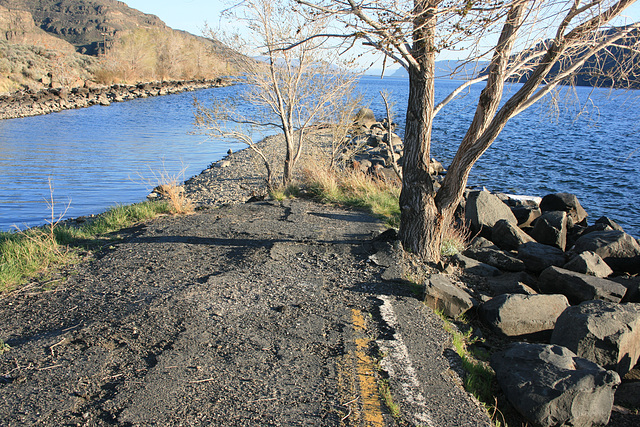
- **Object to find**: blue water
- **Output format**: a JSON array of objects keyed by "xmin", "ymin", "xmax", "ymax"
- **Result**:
[
  {"xmin": 357, "ymin": 77, "xmax": 640, "ymax": 237},
  {"xmin": 1, "ymin": 76, "xmax": 639, "ymax": 237}
]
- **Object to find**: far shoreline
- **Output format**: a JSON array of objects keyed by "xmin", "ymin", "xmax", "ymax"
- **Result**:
[{"xmin": 0, "ymin": 78, "xmax": 234, "ymax": 121}]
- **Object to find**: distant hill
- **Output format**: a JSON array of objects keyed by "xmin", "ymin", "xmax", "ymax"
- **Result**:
[
  {"xmin": 0, "ymin": 0, "xmax": 246, "ymax": 93},
  {"xmin": 372, "ymin": 61, "xmax": 490, "ymax": 79},
  {"xmin": 494, "ymin": 26, "xmax": 640, "ymax": 89},
  {"xmin": 0, "ymin": 0, "xmax": 166, "ymax": 54}
]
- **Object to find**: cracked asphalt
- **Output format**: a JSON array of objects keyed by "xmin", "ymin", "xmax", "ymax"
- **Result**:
[{"xmin": 0, "ymin": 199, "xmax": 491, "ymax": 426}]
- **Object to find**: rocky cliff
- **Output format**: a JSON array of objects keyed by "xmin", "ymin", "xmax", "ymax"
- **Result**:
[
  {"xmin": 0, "ymin": 4, "xmax": 75, "ymax": 51},
  {"xmin": 0, "ymin": 0, "xmax": 166, "ymax": 54},
  {"xmin": 0, "ymin": 0, "xmax": 244, "ymax": 95}
]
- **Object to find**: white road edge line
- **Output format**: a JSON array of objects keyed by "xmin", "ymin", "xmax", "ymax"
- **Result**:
[{"xmin": 377, "ymin": 294, "xmax": 437, "ymax": 427}]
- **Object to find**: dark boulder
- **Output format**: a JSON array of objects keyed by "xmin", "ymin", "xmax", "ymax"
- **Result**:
[
  {"xmin": 530, "ymin": 211, "xmax": 568, "ymax": 251},
  {"xmin": 563, "ymin": 251, "xmax": 613, "ymax": 278},
  {"xmin": 511, "ymin": 205, "xmax": 542, "ymax": 228},
  {"xmin": 463, "ymin": 244, "xmax": 526, "ymax": 272},
  {"xmin": 485, "ymin": 272, "xmax": 538, "ymax": 296},
  {"xmin": 465, "ymin": 190, "xmax": 517, "ymax": 238},
  {"xmin": 491, "ymin": 343, "xmax": 620, "ymax": 427},
  {"xmin": 451, "ymin": 253, "xmax": 502, "ymax": 277},
  {"xmin": 491, "ymin": 219, "xmax": 535, "ymax": 251},
  {"xmin": 540, "ymin": 192, "xmax": 588, "ymax": 227},
  {"xmin": 424, "ymin": 274, "xmax": 474, "ymax": 318},
  {"xmin": 551, "ymin": 300, "xmax": 640, "ymax": 376},
  {"xmin": 573, "ymin": 230, "xmax": 640, "ymax": 274},
  {"xmin": 479, "ymin": 293, "xmax": 569, "ymax": 337},
  {"xmin": 538, "ymin": 266, "xmax": 627, "ymax": 304},
  {"xmin": 595, "ymin": 216, "xmax": 624, "ymax": 232},
  {"xmin": 517, "ymin": 242, "xmax": 566, "ymax": 274}
]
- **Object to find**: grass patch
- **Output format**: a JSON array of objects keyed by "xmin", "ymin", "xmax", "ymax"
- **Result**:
[
  {"xmin": 0, "ymin": 226, "xmax": 78, "ymax": 293},
  {"xmin": 0, "ymin": 339, "xmax": 10, "ymax": 355},
  {"xmin": 301, "ymin": 159, "xmax": 401, "ymax": 227},
  {"xmin": 69, "ymin": 201, "xmax": 170, "ymax": 239},
  {"xmin": 433, "ymin": 309, "xmax": 504, "ymax": 425},
  {"xmin": 378, "ymin": 378, "xmax": 400, "ymax": 418},
  {"xmin": 0, "ymin": 200, "xmax": 170, "ymax": 293},
  {"xmin": 270, "ymin": 184, "xmax": 301, "ymax": 201},
  {"xmin": 440, "ymin": 219, "xmax": 471, "ymax": 257}
]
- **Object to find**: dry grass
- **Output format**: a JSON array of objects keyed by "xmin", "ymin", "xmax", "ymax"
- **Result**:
[
  {"xmin": 138, "ymin": 163, "xmax": 195, "ymax": 215},
  {"xmin": 301, "ymin": 158, "xmax": 401, "ymax": 227},
  {"xmin": 440, "ymin": 218, "xmax": 471, "ymax": 257}
]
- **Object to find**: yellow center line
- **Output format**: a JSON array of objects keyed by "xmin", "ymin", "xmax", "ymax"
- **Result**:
[{"xmin": 351, "ymin": 309, "xmax": 385, "ymax": 427}]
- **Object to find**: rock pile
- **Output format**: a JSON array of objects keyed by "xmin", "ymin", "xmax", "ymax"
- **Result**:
[
  {"xmin": 0, "ymin": 78, "xmax": 229, "ymax": 120},
  {"xmin": 356, "ymin": 109, "xmax": 639, "ymax": 426},
  {"xmin": 345, "ymin": 108, "xmax": 445, "ymax": 182},
  {"xmin": 422, "ymin": 189, "xmax": 639, "ymax": 426}
]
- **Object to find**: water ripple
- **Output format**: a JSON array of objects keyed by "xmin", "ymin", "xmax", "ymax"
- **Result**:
[{"xmin": 1, "ymin": 78, "xmax": 639, "ymax": 237}]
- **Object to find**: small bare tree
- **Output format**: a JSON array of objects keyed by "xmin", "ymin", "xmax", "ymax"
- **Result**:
[
  {"xmin": 193, "ymin": 0, "xmax": 359, "ymax": 188},
  {"xmin": 295, "ymin": 0, "xmax": 640, "ymax": 262},
  {"xmin": 380, "ymin": 91, "xmax": 403, "ymax": 180}
]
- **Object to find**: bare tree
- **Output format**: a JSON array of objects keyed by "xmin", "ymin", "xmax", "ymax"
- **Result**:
[
  {"xmin": 380, "ymin": 91, "xmax": 403, "ymax": 180},
  {"xmin": 295, "ymin": 0, "xmax": 639, "ymax": 262},
  {"xmin": 194, "ymin": 0, "xmax": 359, "ymax": 188}
]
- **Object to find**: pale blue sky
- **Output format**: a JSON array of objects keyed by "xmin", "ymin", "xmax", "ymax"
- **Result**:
[
  {"xmin": 124, "ymin": 0, "xmax": 640, "ymax": 67},
  {"xmin": 124, "ymin": 0, "xmax": 227, "ymax": 37},
  {"xmin": 124, "ymin": 1, "xmax": 640, "ymax": 36}
]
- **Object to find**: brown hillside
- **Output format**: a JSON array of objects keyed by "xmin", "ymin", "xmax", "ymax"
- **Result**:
[
  {"xmin": 0, "ymin": 0, "xmax": 166, "ymax": 54},
  {"xmin": 0, "ymin": 4, "xmax": 75, "ymax": 52}
]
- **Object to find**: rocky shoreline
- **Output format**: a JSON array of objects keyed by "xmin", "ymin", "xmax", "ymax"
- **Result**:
[
  {"xmin": 338, "ymin": 111, "xmax": 640, "ymax": 426},
  {"xmin": 0, "ymin": 78, "xmax": 232, "ymax": 120}
]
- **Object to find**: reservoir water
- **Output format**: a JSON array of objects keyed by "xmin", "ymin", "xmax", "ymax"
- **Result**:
[{"xmin": 1, "ymin": 77, "xmax": 639, "ymax": 237}]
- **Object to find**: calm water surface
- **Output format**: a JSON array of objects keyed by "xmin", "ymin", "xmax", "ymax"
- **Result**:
[
  {"xmin": 0, "ymin": 86, "xmax": 240, "ymax": 231},
  {"xmin": 1, "ymin": 77, "xmax": 639, "ymax": 237},
  {"xmin": 358, "ymin": 77, "xmax": 640, "ymax": 237}
]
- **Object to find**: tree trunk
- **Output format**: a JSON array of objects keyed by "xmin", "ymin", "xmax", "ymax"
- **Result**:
[
  {"xmin": 283, "ymin": 136, "xmax": 293, "ymax": 187},
  {"xmin": 398, "ymin": 2, "xmax": 441, "ymax": 262}
]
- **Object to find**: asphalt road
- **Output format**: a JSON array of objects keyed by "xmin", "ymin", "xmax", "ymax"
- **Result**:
[{"xmin": 0, "ymin": 199, "xmax": 491, "ymax": 426}]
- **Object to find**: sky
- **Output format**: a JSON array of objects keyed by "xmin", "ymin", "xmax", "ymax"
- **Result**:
[
  {"xmin": 124, "ymin": 1, "xmax": 230, "ymax": 37},
  {"xmin": 124, "ymin": 0, "xmax": 640, "ymax": 69}
]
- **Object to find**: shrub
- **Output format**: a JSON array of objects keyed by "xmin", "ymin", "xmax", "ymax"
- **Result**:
[{"xmin": 440, "ymin": 219, "xmax": 470, "ymax": 257}]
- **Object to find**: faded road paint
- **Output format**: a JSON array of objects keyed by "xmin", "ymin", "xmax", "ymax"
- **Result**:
[
  {"xmin": 377, "ymin": 295, "xmax": 436, "ymax": 426},
  {"xmin": 351, "ymin": 309, "xmax": 385, "ymax": 427}
]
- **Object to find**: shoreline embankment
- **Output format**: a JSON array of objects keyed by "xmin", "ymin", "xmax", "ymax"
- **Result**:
[{"xmin": 0, "ymin": 78, "xmax": 232, "ymax": 120}]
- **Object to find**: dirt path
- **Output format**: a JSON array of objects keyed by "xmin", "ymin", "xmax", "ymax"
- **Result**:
[{"xmin": 0, "ymin": 199, "xmax": 490, "ymax": 426}]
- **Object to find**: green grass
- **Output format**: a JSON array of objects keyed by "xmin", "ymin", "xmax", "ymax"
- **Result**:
[
  {"xmin": 301, "ymin": 161, "xmax": 401, "ymax": 227},
  {"xmin": 68, "ymin": 201, "xmax": 169, "ymax": 239},
  {"xmin": 378, "ymin": 378, "xmax": 400, "ymax": 418},
  {"xmin": 433, "ymin": 309, "xmax": 502, "ymax": 425},
  {"xmin": 0, "ymin": 201, "xmax": 170, "ymax": 293},
  {"xmin": 0, "ymin": 339, "xmax": 10, "ymax": 355}
]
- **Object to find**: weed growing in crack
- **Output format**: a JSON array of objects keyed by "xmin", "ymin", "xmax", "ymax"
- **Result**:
[
  {"xmin": 378, "ymin": 378, "xmax": 400, "ymax": 418},
  {"xmin": 0, "ymin": 339, "xmax": 11, "ymax": 355},
  {"xmin": 433, "ymin": 308, "xmax": 505, "ymax": 426},
  {"xmin": 440, "ymin": 219, "xmax": 471, "ymax": 257}
]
